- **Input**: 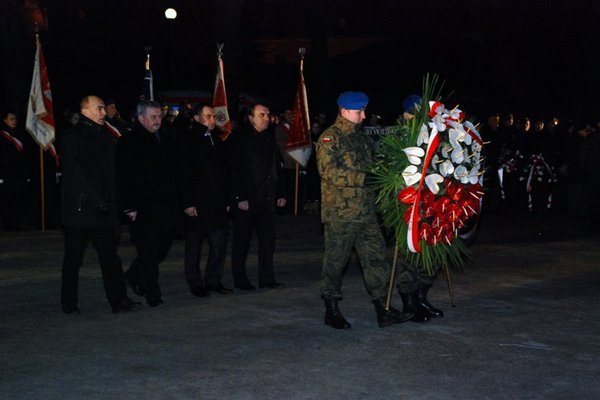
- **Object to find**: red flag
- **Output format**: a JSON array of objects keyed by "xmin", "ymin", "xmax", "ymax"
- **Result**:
[
  {"xmin": 26, "ymin": 36, "xmax": 55, "ymax": 150},
  {"xmin": 212, "ymin": 57, "xmax": 232, "ymax": 140},
  {"xmin": 286, "ymin": 59, "xmax": 312, "ymax": 168}
]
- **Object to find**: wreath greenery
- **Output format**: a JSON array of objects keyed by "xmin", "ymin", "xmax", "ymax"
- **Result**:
[{"xmin": 369, "ymin": 75, "xmax": 484, "ymax": 275}]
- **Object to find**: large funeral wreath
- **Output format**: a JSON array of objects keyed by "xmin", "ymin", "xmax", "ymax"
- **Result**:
[{"xmin": 370, "ymin": 75, "xmax": 485, "ymax": 275}]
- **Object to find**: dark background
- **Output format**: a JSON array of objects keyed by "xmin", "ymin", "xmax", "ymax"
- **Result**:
[{"xmin": 1, "ymin": 0, "xmax": 599, "ymax": 126}]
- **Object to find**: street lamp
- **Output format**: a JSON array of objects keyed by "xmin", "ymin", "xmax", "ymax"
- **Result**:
[
  {"xmin": 164, "ymin": 8, "xmax": 177, "ymax": 20},
  {"xmin": 164, "ymin": 8, "xmax": 177, "ymax": 88}
]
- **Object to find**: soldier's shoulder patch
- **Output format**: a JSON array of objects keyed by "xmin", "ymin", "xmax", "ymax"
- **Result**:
[{"xmin": 322, "ymin": 136, "xmax": 332, "ymax": 143}]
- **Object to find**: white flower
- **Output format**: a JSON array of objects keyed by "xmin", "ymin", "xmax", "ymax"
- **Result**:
[
  {"xmin": 402, "ymin": 165, "xmax": 422, "ymax": 186},
  {"xmin": 425, "ymin": 173, "xmax": 444, "ymax": 194},
  {"xmin": 448, "ymin": 107, "xmax": 463, "ymax": 121},
  {"xmin": 417, "ymin": 124, "xmax": 430, "ymax": 146},
  {"xmin": 403, "ymin": 147, "xmax": 425, "ymax": 165},
  {"xmin": 451, "ymin": 145, "xmax": 465, "ymax": 164},
  {"xmin": 439, "ymin": 159, "xmax": 455, "ymax": 177},
  {"xmin": 441, "ymin": 143, "xmax": 453, "ymax": 158},
  {"xmin": 454, "ymin": 165, "xmax": 469, "ymax": 183},
  {"xmin": 467, "ymin": 165, "xmax": 480, "ymax": 184},
  {"xmin": 449, "ymin": 128, "xmax": 465, "ymax": 144},
  {"xmin": 430, "ymin": 114, "xmax": 447, "ymax": 132}
]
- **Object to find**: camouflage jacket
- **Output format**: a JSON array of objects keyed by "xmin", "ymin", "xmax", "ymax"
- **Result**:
[{"xmin": 316, "ymin": 115, "xmax": 377, "ymax": 223}]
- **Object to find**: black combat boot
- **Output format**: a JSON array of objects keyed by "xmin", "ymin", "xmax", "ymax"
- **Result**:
[
  {"xmin": 416, "ymin": 284, "xmax": 444, "ymax": 318},
  {"xmin": 399, "ymin": 291, "xmax": 430, "ymax": 323},
  {"xmin": 324, "ymin": 298, "xmax": 351, "ymax": 329},
  {"xmin": 372, "ymin": 298, "xmax": 414, "ymax": 328}
]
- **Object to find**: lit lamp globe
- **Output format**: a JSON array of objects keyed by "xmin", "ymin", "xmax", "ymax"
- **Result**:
[{"xmin": 165, "ymin": 8, "xmax": 177, "ymax": 20}]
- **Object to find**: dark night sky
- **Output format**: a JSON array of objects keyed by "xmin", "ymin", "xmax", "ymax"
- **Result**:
[{"xmin": 1, "ymin": 0, "xmax": 600, "ymax": 124}]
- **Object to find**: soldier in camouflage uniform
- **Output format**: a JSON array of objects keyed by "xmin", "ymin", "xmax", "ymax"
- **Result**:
[{"xmin": 316, "ymin": 91, "xmax": 413, "ymax": 329}]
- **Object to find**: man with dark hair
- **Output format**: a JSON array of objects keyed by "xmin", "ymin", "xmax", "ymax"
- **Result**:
[
  {"xmin": 179, "ymin": 103, "xmax": 232, "ymax": 297},
  {"xmin": 316, "ymin": 91, "xmax": 413, "ymax": 329},
  {"xmin": 116, "ymin": 100, "xmax": 179, "ymax": 307},
  {"xmin": 230, "ymin": 103, "xmax": 287, "ymax": 290},
  {"xmin": 60, "ymin": 95, "xmax": 142, "ymax": 314}
]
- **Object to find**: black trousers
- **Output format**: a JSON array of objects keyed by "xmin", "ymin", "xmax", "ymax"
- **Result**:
[
  {"xmin": 0, "ymin": 181, "xmax": 26, "ymax": 231},
  {"xmin": 61, "ymin": 226, "xmax": 127, "ymax": 307},
  {"xmin": 231, "ymin": 210, "xmax": 276, "ymax": 286},
  {"xmin": 128, "ymin": 219, "xmax": 173, "ymax": 301},
  {"xmin": 184, "ymin": 227, "xmax": 227, "ymax": 289}
]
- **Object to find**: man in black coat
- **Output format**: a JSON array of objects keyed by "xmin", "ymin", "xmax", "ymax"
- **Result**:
[
  {"xmin": 116, "ymin": 100, "xmax": 178, "ymax": 307},
  {"xmin": 230, "ymin": 103, "xmax": 287, "ymax": 290},
  {"xmin": 179, "ymin": 103, "xmax": 232, "ymax": 297},
  {"xmin": 60, "ymin": 95, "xmax": 142, "ymax": 314}
]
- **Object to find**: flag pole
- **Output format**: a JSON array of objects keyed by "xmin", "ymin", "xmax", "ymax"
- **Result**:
[
  {"xmin": 39, "ymin": 144, "xmax": 45, "ymax": 231},
  {"xmin": 34, "ymin": 26, "xmax": 46, "ymax": 232},
  {"xmin": 144, "ymin": 45, "xmax": 153, "ymax": 101},
  {"xmin": 385, "ymin": 243, "xmax": 399, "ymax": 310},
  {"xmin": 293, "ymin": 48, "xmax": 306, "ymax": 217}
]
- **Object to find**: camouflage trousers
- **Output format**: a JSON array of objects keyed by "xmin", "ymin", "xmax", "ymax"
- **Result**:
[
  {"xmin": 396, "ymin": 263, "xmax": 439, "ymax": 294},
  {"xmin": 321, "ymin": 220, "xmax": 390, "ymax": 301}
]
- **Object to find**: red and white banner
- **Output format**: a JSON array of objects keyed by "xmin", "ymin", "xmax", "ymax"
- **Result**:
[
  {"xmin": 105, "ymin": 120, "xmax": 122, "ymax": 138},
  {"xmin": 213, "ymin": 57, "xmax": 232, "ymax": 140},
  {"xmin": 286, "ymin": 59, "xmax": 312, "ymax": 168},
  {"xmin": 26, "ymin": 36, "xmax": 55, "ymax": 150}
]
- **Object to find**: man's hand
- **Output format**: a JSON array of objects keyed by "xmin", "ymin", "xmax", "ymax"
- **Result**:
[
  {"xmin": 126, "ymin": 211, "xmax": 137, "ymax": 222},
  {"xmin": 238, "ymin": 200, "xmax": 249, "ymax": 211},
  {"xmin": 184, "ymin": 206, "xmax": 198, "ymax": 217},
  {"xmin": 276, "ymin": 198, "xmax": 287, "ymax": 208}
]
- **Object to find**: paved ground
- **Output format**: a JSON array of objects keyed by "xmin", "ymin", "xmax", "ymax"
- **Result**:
[{"xmin": 1, "ymin": 212, "xmax": 599, "ymax": 400}]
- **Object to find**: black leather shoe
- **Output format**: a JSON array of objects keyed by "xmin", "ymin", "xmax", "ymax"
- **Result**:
[
  {"xmin": 112, "ymin": 297, "xmax": 143, "ymax": 313},
  {"xmin": 235, "ymin": 282, "xmax": 256, "ymax": 291},
  {"xmin": 190, "ymin": 287, "xmax": 209, "ymax": 297},
  {"xmin": 209, "ymin": 283, "xmax": 233, "ymax": 294},
  {"xmin": 124, "ymin": 270, "xmax": 145, "ymax": 297},
  {"xmin": 259, "ymin": 282, "xmax": 285, "ymax": 289},
  {"xmin": 62, "ymin": 304, "xmax": 81, "ymax": 315}
]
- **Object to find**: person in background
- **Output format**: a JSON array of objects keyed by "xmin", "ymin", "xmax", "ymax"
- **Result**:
[
  {"xmin": 116, "ymin": 100, "xmax": 179, "ymax": 307},
  {"xmin": 60, "ymin": 95, "xmax": 142, "ymax": 314},
  {"xmin": 179, "ymin": 103, "xmax": 233, "ymax": 297},
  {"xmin": 230, "ymin": 103, "xmax": 287, "ymax": 291}
]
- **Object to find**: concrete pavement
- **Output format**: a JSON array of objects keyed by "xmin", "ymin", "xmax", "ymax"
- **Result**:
[{"xmin": 1, "ymin": 213, "xmax": 599, "ymax": 399}]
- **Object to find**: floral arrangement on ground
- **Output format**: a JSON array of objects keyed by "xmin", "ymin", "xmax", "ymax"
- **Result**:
[{"xmin": 370, "ymin": 75, "xmax": 485, "ymax": 275}]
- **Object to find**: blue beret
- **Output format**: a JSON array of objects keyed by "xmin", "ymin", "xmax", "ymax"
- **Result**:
[
  {"xmin": 337, "ymin": 91, "xmax": 369, "ymax": 109},
  {"xmin": 402, "ymin": 95, "xmax": 421, "ymax": 114}
]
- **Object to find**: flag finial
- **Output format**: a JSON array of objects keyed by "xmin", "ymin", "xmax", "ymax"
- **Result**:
[
  {"xmin": 217, "ymin": 43, "xmax": 224, "ymax": 59},
  {"xmin": 144, "ymin": 45, "xmax": 152, "ymax": 71}
]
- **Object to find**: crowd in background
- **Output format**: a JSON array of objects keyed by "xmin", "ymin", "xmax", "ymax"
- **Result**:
[{"xmin": 1, "ymin": 103, "xmax": 598, "ymax": 233}]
